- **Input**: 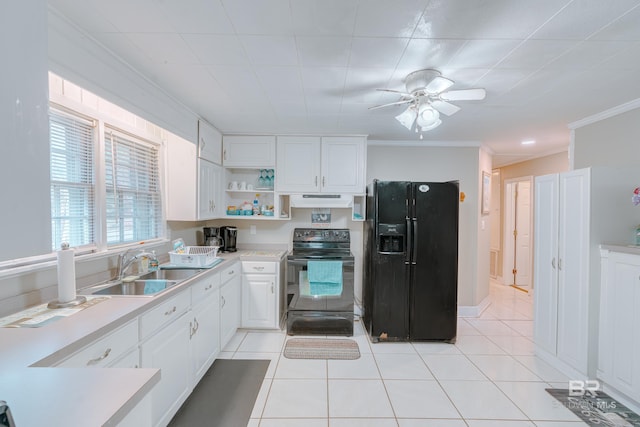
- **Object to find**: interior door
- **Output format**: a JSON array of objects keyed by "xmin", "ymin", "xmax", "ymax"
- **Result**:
[
  {"xmin": 515, "ymin": 180, "xmax": 532, "ymax": 288},
  {"xmin": 504, "ymin": 177, "xmax": 533, "ymax": 290}
]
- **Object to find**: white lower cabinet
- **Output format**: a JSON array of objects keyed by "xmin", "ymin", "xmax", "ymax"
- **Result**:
[
  {"xmin": 191, "ymin": 279, "xmax": 221, "ymax": 383},
  {"xmin": 241, "ymin": 261, "xmax": 281, "ymax": 329},
  {"xmin": 141, "ymin": 310, "xmax": 192, "ymax": 427},
  {"xmin": 598, "ymin": 248, "xmax": 640, "ymax": 404},
  {"xmin": 55, "ymin": 319, "xmax": 138, "ymax": 368},
  {"xmin": 220, "ymin": 263, "xmax": 241, "ymax": 348}
]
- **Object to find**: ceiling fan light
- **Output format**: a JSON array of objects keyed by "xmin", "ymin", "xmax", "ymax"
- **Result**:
[
  {"xmin": 395, "ymin": 106, "xmax": 417, "ymax": 130},
  {"xmin": 420, "ymin": 119, "xmax": 442, "ymax": 132},
  {"xmin": 417, "ymin": 103, "xmax": 440, "ymax": 127}
]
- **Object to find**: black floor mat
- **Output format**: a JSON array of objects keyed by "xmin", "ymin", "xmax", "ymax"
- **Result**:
[
  {"xmin": 169, "ymin": 359, "xmax": 270, "ymax": 427},
  {"xmin": 546, "ymin": 388, "xmax": 640, "ymax": 426}
]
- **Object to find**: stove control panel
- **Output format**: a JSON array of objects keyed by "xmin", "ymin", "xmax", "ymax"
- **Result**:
[{"xmin": 292, "ymin": 228, "xmax": 350, "ymax": 243}]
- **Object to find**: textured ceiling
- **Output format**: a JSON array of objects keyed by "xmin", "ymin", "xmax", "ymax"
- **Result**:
[{"xmin": 48, "ymin": 0, "xmax": 640, "ymax": 166}]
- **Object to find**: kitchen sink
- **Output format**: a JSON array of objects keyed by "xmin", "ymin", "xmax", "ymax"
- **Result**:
[
  {"xmin": 93, "ymin": 279, "xmax": 181, "ymax": 296},
  {"xmin": 137, "ymin": 268, "xmax": 203, "ymax": 281},
  {"xmin": 84, "ymin": 268, "xmax": 204, "ymax": 296}
]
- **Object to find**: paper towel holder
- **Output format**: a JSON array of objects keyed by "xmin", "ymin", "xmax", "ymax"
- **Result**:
[{"xmin": 47, "ymin": 242, "xmax": 87, "ymax": 309}]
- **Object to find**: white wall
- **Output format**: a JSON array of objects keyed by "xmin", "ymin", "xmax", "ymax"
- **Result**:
[
  {"xmin": 47, "ymin": 7, "xmax": 200, "ymax": 143},
  {"xmin": 573, "ymin": 107, "xmax": 640, "ymax": 170},
  {"xmin": 476, "ymin": 148, "xmax": 492, "ymax": 306},
  {"xmin": 0, "ymin": 0, "xmax": 51, "ymax": 261},
  {"xmin": 365, "ymin": 143, "xmax": 485, "ymax": 307}
]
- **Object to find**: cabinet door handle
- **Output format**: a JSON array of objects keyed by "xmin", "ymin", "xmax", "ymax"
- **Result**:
[
  {"xmin": 165, "ymin": 306, "xmax": 177, "ymax": 316},
  {"xmin": 315, "ymin": 176, "xmax": 318, "ymax": 186},
  {"xmin": 253, "ymin": 266, "xmax": 264, "ymax": 271},
  {"xmin": 558, "ymin": 258, "xmax": 562, "ymax": 270},
  {"xmin": 223, "ymin": 149, "xmax": 227, "ymax": 160},
  {"xmin": 87, "ymin": 348, "xmax": 112, "ymax": 366},
  {"xmin": 271, "ymin": 282, "xmax": 274, "ymax": 293},
  {"xmin": 200, "ymin": 137, "xmax": 206, "ymax": 151},
  {"xmin": 194, "ymin": 317, "xmax": 199, "ymax": 334},
  {"xmin": 205, "ymin": 283, "xmax": 213, "ymax": 291},
  {"xmin": 221, "ymin": 295, "xmax": 226, "ymax": 308},
  {"xmin": 189, "ymin": 320, "xmax": 194, "ymax": 339},
  {"xmin": 322, "ymin": 176, "xmax": 326, "ymax": 187},
  {"xmin": 228, "ymin": 270, "xmax": 235, "ymax": 275},
  {"xmin": 551, "ymin": 258, "xmax": 556, "ymax": 269}
]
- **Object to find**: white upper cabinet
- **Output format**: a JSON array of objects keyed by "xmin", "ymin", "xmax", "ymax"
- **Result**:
[
  {"xmin": 166, "ymin": 133, "xmax": 197, "ymax": 221},
  {"xmin": 198, "ymin": 159, "xmax": 223, "ymax": 220},
  {"xmin": 166, "ymin": 132, "xmax": 223, "ymax": 221},
  {"xmin": 275, "ymin": 136, "xmax": 322, "ymax": 192},
  {"xmin": 321, "ymin": 136, "xmax": 366, "ymax": 193},
  {"xmin": 276, "ymin": 136, "xmax": 366, "ymax": 194},
  {"xmin": 223, "ymin": 135, "xmax": 276, "ymax": 167},
  {"xmin": 198, "ymin": 119, "xmax": 222, "ymax": 165}
]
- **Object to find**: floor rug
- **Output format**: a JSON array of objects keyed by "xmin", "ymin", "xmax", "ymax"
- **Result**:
[
  {"xmin": 546, "ymin": 388, "xmax": 640, "ymax": 426},
  {"xmin": 284, "ymin": 338, "xmax": 360, "ymax": 360},
  {"xmin": 169, "ymin": 359, "xmax": 270, "ymax": 427}
]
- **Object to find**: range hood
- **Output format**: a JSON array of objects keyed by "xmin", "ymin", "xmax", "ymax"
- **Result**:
[{"xmin": 289, "ymin": 194, "xmax": 353, "ymax": 208}]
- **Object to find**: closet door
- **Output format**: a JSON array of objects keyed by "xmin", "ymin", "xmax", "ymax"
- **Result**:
[
  {"xmin": 556, "ymin": 168, "xmax": 590, "ymax": 373},
  {"xmin": 533, "ymin": 174, "xmax": 560, "ymax": 354}
]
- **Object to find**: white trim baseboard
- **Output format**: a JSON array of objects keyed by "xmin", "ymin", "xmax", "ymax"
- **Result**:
[{"xmin": 458, "ymin": 295, "xmax": 491, "ymax": 318}]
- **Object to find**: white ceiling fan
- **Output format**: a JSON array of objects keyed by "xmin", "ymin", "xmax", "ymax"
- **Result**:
[{"xmin": 369, "ymin": 69, "xmax": 486, "ymax": 136}]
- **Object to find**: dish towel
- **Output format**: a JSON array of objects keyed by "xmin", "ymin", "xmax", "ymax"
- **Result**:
[{"xmin": 307, "ymin": 260, "xmax": 343, "ymax": 296}]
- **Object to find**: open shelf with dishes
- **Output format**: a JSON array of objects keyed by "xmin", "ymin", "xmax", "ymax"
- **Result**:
[{"xmin": 223, "ymin": 167, "xmax": 289, "ymax": 220}]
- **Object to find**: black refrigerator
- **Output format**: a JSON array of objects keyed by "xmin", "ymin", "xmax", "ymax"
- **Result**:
[{"xmin": 363, "ymin": 180, "xmax": 459, "ymax": 342}]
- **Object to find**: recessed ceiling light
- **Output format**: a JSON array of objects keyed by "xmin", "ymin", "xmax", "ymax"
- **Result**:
[{"xmin": 521, "ymin": 139, "xmax": 535, "ymax": 145}]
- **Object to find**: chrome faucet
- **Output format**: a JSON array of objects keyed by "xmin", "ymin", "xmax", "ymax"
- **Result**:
[{"xmin": 116, "ymin": 249, "xmax": 158, "ymax": 280}]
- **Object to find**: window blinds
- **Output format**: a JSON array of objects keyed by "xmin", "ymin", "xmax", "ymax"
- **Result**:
[
  {"xmin": 49, "ymin": 109, "xmax": 95, "ymax": 250},
  {"xmin": 105, "ymin": 130, "xmax": 162, "ymax": 245}
]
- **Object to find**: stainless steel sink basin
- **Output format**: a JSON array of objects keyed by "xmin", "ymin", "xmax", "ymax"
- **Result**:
[
  {"xmin": 138, "ymin": 268, "xmax": 203, "ymax": 281},
  {"xmin": 85, "ymin": 268, "xmax": 204, "ymax": 296},
  {"xmin": 93, "ymin": 279, "xmax": 180, "ymax": 296}
]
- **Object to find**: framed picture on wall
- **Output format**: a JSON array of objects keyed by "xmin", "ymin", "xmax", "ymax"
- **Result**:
[{"xmin": 482, "ymin": 171, "xmax": 491, "ymax": 215}]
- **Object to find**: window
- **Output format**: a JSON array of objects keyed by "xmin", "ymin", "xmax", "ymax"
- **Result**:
[
  {"xmin": 49, "ymin": 108, "xmax": 95, "ymax": 250},
  {"xmin": 105, "ymin": 130, "xmax": 162, "ymax": 246},
  {"xmin": 49, "ymin": 107, "xmax": 163, "ymax": 253}
]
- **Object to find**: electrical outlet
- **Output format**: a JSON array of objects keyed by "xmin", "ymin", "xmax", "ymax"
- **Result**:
[{"xmin": 250, "ymin": 225, "xmax": 256, "ymax": 235}]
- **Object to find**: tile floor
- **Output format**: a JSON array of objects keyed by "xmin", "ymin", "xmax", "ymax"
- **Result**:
[{"xmin": 219, "ymin": 282, "xmax": 587, "ymax": 426}]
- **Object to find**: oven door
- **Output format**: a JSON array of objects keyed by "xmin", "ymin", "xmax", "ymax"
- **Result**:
[{"xmin": 286, "ymin": 257, "xmax": 354, "ymax": 313}]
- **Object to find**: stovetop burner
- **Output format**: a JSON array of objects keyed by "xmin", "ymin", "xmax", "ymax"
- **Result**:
[{"xmin": 289, "ymin": 228, "xmax": 353, "ymax": 260}]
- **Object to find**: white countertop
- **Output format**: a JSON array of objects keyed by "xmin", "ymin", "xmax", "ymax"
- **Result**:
[
  {"xmin": 600, "ymin": 243, "xmax": 640, "ymax": 256},
  {"xmin": 0, "ymin": 249, "xmax": 286, "ymax": 426}
]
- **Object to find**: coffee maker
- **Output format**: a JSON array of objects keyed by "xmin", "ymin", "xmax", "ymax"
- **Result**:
[
  {"xmin": 203, "ymin": 227, "xmax": 222, "ymax": 247},
  {"xmin": 219, "ymin": 226, "xmax": 237, "ymax": 252}
]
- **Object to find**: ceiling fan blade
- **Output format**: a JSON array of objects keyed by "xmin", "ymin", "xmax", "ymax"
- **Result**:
[
  {"xmin": 430, "ymin": 100, "xmax": 461, "ymax": 116},
  {"xmin": 368, "ymin": 99, "xmax": 414, "ymax": 110},
  {"xmin": 440, "ymin": 88, "xmax": 486, "ymax": 101},
  {"xmin": 425, "ymin": 76, "xmax": 454, "ymax": 94},
  {"xmin": 376, "ymin": 88, "xmax": 415, "ymax": 98}
]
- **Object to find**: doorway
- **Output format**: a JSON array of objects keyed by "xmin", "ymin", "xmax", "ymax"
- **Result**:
[{"xmin": 503, "ymin": 177, "xmax": 533, "ymax": 292}]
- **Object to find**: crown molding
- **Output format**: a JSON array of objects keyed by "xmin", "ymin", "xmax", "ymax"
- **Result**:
[{"xmin": 569, "ymin": 97, "xmax": 640, "ymax": 130}]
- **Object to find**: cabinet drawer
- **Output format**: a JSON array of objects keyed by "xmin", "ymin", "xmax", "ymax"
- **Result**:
[
  {"xmin": 242, "ymin": 261, "xmax": 276, "ymax": 274},
  {"xmin": 191, "ymin": 272, "xmax": 221, "ymax": 304},
  {"xmin": 140, "ymin": 290, "xmax": 190, "ymax": 339},
  {"xmin": 220, "ymin": 262, "xmax": 240, "ymax": 283},
  {"xmin": 57, "ymin": 319, "xmax": 138, "ymax": 368}
]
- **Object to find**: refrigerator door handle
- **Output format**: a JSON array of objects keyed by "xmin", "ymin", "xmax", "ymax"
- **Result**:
[
  {"xmin": 405, "ymin": 217, "xmax": 412, "ymax": 265},
  {"xmin": 412, "ymin": 218, "xmax": 418, "ymax": 265}
]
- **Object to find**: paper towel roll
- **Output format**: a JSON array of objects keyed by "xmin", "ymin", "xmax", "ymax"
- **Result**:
[{"xmin": 57, "ymin": 243, "xmax": 76, "ymax": 303}]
